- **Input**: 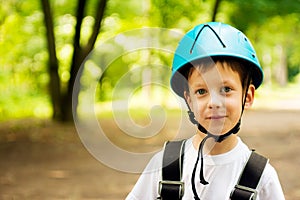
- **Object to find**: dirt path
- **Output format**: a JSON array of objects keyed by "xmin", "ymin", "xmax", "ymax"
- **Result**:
[{"xmin": 0, "ymin": 110, "xmax": 299, "ymax": 199}]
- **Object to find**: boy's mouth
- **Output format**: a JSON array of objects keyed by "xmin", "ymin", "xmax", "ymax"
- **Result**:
[{"xmin": 206, "ymin": 115, "xmax": 227, "ymax": 120}]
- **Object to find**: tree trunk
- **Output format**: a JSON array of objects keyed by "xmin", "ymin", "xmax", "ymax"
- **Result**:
[
  {"xmin": 61, "ymin": 0, "xmax": 108, "ymax": 122},
  {"xmin": 41, "ymin": 0, "xmax": 108, "ymax": 122},
  {"xmin": 40, "ymin": 0, "xmax": 62, "ymax": 120},
  {"xmin": 274, "ymin": 45, "xmax": 288, "ymax": 87},
  {"xmin": 211, "ymin": 0, "xmax": 222, "ymax": 22},
  {"xmin": 60, "ymin": 0, "xmax": 86, "ymax": 122}
]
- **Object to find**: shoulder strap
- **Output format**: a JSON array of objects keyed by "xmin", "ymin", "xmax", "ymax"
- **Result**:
[
  {"xmin": 230, "ymin": 151, "xmax": 269, "ymax": 200},
  {"xmin": 157, "ymin": 140, "xmax": 186, "ymax": 200}
]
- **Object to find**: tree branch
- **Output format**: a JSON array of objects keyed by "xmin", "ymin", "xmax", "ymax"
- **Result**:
[
  {"xmin": 73, "ymin": 0, "xmax": 86, "ymax": 50},
  {"xmin": 69, "ymin": 0, "xmax": 87, "ymax": 87},
  {"xmin": 84, "ymin": 0, "xmax": 108, "ymax": 56},
  {"xmin": 211, "ymin": 0, "xmax": 222, "ymax": 22}
]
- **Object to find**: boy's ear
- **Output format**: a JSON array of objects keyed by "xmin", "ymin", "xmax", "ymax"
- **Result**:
[{"xmin": 244, "ymin": 84, "xmax": 255, "ymax": 109}]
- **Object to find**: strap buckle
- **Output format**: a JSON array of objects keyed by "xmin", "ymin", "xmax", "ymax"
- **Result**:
[
  {"xmin": 231, "ymin": 184, "xmax": 257, "ymax": 200},
  {"xmin": 158, "ymin": 180, "xmax": 184, "ymax": 199}
]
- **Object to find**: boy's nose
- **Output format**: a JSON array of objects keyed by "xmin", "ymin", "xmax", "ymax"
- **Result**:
[{"xmin": 208, "ymin": 92, "xmax": 223, "ymax": 109}]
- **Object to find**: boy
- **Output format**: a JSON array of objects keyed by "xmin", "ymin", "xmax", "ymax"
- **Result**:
[{"xmin": 126, "ymin": 22, "xmax": 285, "ymax": 200}]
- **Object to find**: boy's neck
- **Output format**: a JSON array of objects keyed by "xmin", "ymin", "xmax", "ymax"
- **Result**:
[{"xmin": 192, "ymin": 132, "xmax": 238, "ymax": 155}]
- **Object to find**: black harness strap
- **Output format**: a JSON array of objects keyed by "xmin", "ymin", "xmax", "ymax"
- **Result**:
[
  {"xmin": 158, "ymin": 140, "xmax": 186, "ymax": 200},
  {"xmin": 230, "ymin": 151, "xmax": 268, "ymax": 200},
  {"xmin": 158, "ymin": 141, "xmax": 268, "ymax": 200}
]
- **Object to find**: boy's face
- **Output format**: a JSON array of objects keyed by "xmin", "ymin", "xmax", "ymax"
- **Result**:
[{"xmin": 184, "ymin": 62, "xmax": 255, "ymax": 135}]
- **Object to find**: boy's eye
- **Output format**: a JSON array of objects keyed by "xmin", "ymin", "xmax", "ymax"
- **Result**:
[
  {"xmin": 220, "ymin": 86, "xmax": 232, "ymax": 93},
  {"xmin": 196, "ymin": 89, "xmax": 207, "ymax": 95}
]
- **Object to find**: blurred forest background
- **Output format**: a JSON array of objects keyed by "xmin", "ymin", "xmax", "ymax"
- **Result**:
[
  {"xmin": 1, "ymin": 0, "xmax": 300, "ymax": 199},
  {"xmin": 1, "ymin": 0, "xmax": 300, "ymax": 121}
]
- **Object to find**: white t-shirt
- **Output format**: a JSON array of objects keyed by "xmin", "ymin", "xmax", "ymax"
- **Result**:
[{"xmin": 126, "ymin": 137, "xmax": 285, "ymax": 200}]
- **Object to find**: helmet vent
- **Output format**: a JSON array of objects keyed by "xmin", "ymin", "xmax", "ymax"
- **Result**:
[{"xmin": 190, "ymin": 24, "xmax": 226, "ymax": 54}]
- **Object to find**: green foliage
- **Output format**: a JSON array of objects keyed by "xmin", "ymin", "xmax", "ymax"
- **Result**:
[
  {"xmin": 224, "ymin": 0, "xmax": 300, "ymax": 31},
  {"xmin": 246, "ymin": 13, "xmax": 300, "ymax": 83},
  {"xmin": 0, "ymin": 0, "xmax": 49, "ymax": 120}
]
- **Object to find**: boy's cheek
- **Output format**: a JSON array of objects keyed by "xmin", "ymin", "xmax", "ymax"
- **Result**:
[{"xmin": 191, "ymin": 102, "xmax": 203, "ymax": 115}]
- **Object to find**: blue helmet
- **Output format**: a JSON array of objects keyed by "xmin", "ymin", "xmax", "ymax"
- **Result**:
[{"xmin": 170, "ymin": 22, "xmax": 264, "ymax": 97}]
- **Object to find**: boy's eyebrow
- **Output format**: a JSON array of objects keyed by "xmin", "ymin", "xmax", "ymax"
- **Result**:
[
  {"xmin": 188, "ymin": 82, "xmax": 208, "ymax": 91},
  {"xmin": 221, "ymin": 79, "xmax": 233, "ymax": 85}
]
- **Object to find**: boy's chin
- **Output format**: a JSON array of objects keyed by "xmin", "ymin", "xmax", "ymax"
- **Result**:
[{"xmin": 206, "ymin": 127, "xmax": 230, "ymax": 136}]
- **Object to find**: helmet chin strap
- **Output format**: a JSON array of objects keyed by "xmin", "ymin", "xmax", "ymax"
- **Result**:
[
  {"xmin": 187, "ymin": 110, "xmax": 241, "ymax": 143},
  {"xmin": 185, "ymin": 80, "xmax": 251, "ymax": 200}
]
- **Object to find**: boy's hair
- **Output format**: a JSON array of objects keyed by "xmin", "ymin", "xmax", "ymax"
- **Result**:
[{"xmin": 182, "ymin": 57, "xmax": 253, "ymax": 94}]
